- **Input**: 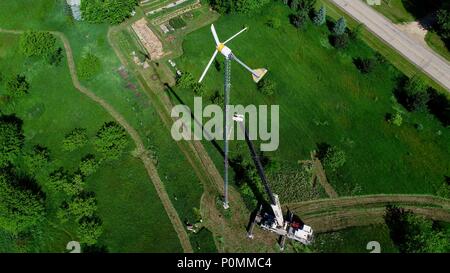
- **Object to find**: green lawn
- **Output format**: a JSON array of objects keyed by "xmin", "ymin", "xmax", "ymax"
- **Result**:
[
  {"xmin": 175, "ymin": 2, "xmax": 450, "ymax": 197},
  {"xmin": 0, "ymin": 0, "xmax": 193, "ymax": 252}
]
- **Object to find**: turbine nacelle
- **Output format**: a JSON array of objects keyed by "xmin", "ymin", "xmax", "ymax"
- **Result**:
[{"xmin": 216, "ymin": 43, "xmax": 232, "ymax": 58}]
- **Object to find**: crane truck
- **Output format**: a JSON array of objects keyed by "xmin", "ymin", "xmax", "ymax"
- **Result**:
[{"xmin": 232, "ymin": 114, "xmax": 314, "ymax": 250}]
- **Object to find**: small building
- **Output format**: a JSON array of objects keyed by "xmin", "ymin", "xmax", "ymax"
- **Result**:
[{"xmin": 66, "ymin": 0, "xmax": 82, "ymax": 21}]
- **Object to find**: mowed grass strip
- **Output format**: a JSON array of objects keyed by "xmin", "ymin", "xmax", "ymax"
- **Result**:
[{"xmin": 175, "ymin": 2, "xmax": 450, "ymax": 196}]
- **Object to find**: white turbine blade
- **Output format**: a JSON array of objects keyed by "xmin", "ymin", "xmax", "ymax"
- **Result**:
[
  {"xmin": 224, "ymin": 27, "xmax": 248, "ymax": 44},
  {"xmin": 232, "ymin": 54, "xmax": 259, "ymax": 78},
  {"xmin": 199, "ymin": 50, "xmax": 219, "ymax": 83},
  {"xmin": 211, "ymin": 24, "xmax": 220, "ymax": 45}
]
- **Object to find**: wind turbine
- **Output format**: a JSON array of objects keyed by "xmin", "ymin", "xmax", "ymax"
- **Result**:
[{"xmin": 198, "ymin": 24, "xmax": 267, "ymax": 209}]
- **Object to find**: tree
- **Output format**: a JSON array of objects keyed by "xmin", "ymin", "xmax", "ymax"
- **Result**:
[
  {"xmin": 0, "ymin": 174, "xmax": 45, "ymax": 235},
  {"xmin": 81, "ymin": 0, "xmax": 138, "ymax": 25},
  {"xmin": 23, "ymin": 145, "xmax": 51, "ymax": 175},
  {"xmin": 77, "ymin": 217, "xmax": 103, "ymax": 246},
  {"xmin": 79, "ymin": 155, "xmax": 99, "ymax": 177},
  {"xmin": 176, "ymin": 72, "xmax": 195, "ymax": 89},
  {"xmin": 62, "ymin": 128, "xmax": 88, "ymax": 152},
  {"xmin": 0, "ymin": 116, "xmax": 24, "ymax": 168},
  {"xmin": 233, "ymin": 0, "xmax": 270, "ymax": 14},
  {"xmin": 192, "ymin": 82, "xmax": 205, "ymax": 96},
  {"xmin": 402, "ymin": 77, "xmax": 430, "ymax": 112},
  {"xmin": 48, "ymin": 168, "xmax": 70, "ymax": 192},
  {"xmin": 69, "ymin": 195, "xmax": 97, "ymax": 221},
  {"xmin": 333, "ymin": 17, "xmax": 347, "ymax": 36},
  {"xmin": 436, "ymin": 8, "xmax": 450, "ymax": 40},
  {"xmin": 48, "ymin": 168, "xmax": 84, "ymax": 196},
  {"xmin": 291, "ymin": 9, "xmax": 309, "ymax": 29},
  {"xmin": 6, "ymin": 74, "xmax": 30, "ymax": 97},
  {"xmin": 64, "ymin": 174, "xmax": 85, "ymax": 197},
  {"xmin": 257, "ymin": 78, "xmax": 276, "ymax": 96},
  {"xmin": 324, "ymin": 146, "xmax": 346, "ymax": 171},
  {"xmin": 78, "ymin": 53, "xmax": 101, "ymax": 80},
  {"xmin": 331, "ymin": 33, "xmax": 349, "ymax": 49},
  {"xmin": 354, "ymin": 57, "xmax": 376, "ymax": 74},
  {"xmin": 388, "ymin": 112, "xmax": 403, "ymax": 126},
  {"xmin": 313, "ymin": 6, "xmax": 326, "ymax": 26},
  {"xmin": 385, "ymin": 205, "xmax": 450, "ymax": 253},
  {"xmin": 94, "ymin": 122, "xmax": 129, "ymax": 160},
  {"xmin": 19, "ymin": 31, "xmax": 57, "ymax": 58}
]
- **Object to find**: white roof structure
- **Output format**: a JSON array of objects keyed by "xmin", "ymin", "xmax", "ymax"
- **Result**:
[{"xmin": 66, "ymin": 0, "xmax": 82, "ymax": 21}]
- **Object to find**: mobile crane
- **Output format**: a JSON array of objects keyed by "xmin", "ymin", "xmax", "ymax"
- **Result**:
[{"xmin": 231, "ymin": 114, "xmax": 314, "ymax": 250}]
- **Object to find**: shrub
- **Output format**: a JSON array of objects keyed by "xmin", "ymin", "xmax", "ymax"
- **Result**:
[
  {"xmin": 354, "ymin": 57, "xmax": 376, "ymax": 74},
  {"xmin": 62, "ymin": 128, "xmax": 88, "ymax": 152},
  {"xmin": 94, "ymin": 122, "xmax": 129, "ymax": 160},
  {"xmin": 324, "ymin": 146, "xmax": 346, "ymax": 171},
  {"xmin": 388, "ymin": 112, "xmax": 403, "ymax": 126},
  {"xmin": 19, "ymin": 31, "xmax": 57, "ymax": 58},
  {"xmin": 6, "ymin": 74, "xmax": 29, "ymax": 97},
  {"xmin": 79, "ymin": 155, "xmax": 99, "ymax": 177},
  {"xmin": 257, "ymin": 78, "xmax": 276, "ymax": 96}
]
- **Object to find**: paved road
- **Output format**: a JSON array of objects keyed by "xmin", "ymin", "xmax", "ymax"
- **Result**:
[{"xmin": 331, "ymin": 0, "xmax": 450, "ymax": 92}]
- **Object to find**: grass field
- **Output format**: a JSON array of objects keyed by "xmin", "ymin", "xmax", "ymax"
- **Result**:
[
  {"xmin": 174, "ymin": 2, "xmax": 450, "ymax": 197},
  {"xmin": 0, "ymin": 0, "xmax": 214, "ymax": 252}
]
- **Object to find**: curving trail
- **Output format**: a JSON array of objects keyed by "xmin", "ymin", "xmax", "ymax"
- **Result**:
[
  {"xmin": 286, "ymin": 194, "xmax": 450, "ymax": 233},
  {"xmin": 0, "ymin": 28, "xmax": 193, "ymax": 253}
]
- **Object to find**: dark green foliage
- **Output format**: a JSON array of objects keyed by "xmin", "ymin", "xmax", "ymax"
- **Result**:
[
  {"xmin": 384, "ymin": 205, "xmax": 450, "ymax": 253},
  {"xmin": 257, "ymin": 77, "xmax": 276, "ymax": 96},
  {"xmin": 46, "ymin": 47, "xmax": 64, "ymax": 66},
  {"xmin": 354, "ymin": 57, "xmax": 377, "ymax": 74},
  {"xmin": 0, "ymin": 174, "xmax": 45, "ymax": 235},
  {"xmin": 210, "ymin": 90, "xmax": 224, "ymax": 104},
  {"xmin": 62, "ymin": 128, "xmax": 88, "ymax": 152},
  {"xmin": 208, "ymin": 0, "xmax": 270, "ymax": 14},
  {"xmin": 267, "ymin": 17, "xmax": 282, "ymax": 29},
  {"xmin": 398, "ymin": 76, "xmax": 430, "ymax": 112},
  {"xmin": 290, "ymin": 9, "xmax": 309, "ymax": 29},
  {"xmin": 77, "ymin": 216, "xmax": 103, "ymax": 246},
  {"xmin": 5, "ymin": 74, "xmax": 29, "ymax": 97},
  {"xmin": 324, "ymin": 146, "xmax": 346, "ymax": 171},
  {"xmin": 81, "ymin": 0, "xmax": 138, "ymax": 25},
  {"xmin": 435, "ymin": 8, "xmax": 450, "ymax": 40},
  {"xmin": 23, "ymin": 145, "xmax": 51, "ymax": 175},
  {"xmin": 68, "ymin": 195, "xmax": 97, "ymax": 222},
  {"xmin": 19, "ymin": 31, "xmax": 56, "ymax": 58},
  {"xmin": 333, "ymin": 17, "xmax": 347, "ymax": 36},
  {"xmin": 331, "ymin": 33, "xmax": 349, "ymax": 49},
  {"xmin": 313, "ymin": 6, "xmax": 326, "ymax": 26},
  {"xmin": 176, "ymin": 72, "xmax": 195, "ymax": 89},
  {"xmin": 79, "ymin": 155, "xmax": 99, "ymax": 177},
  {"xmin": 169, "ymin": 17, "xmax": 187, "ymax": 29},
  {"xmin": 48, "ymin": 168, "xmax": 84, "ymax": 196},
  {"xmin": 0, "ymin": 116, "xmax": 24, "ymax": 168},
  {"xmin": 77, "ymin": 53, "xmax": 101, "ymax": 80},
  {"xmin": 94, "ymin": 122, "xmax": 129, "ymax": 160},
  {"xmin": 192, "ymin": 82, "xmax": 205, "ymax": 96}
]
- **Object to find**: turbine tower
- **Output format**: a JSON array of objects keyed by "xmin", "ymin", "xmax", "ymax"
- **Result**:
[{"xmin": 198, "ymin": 24, "xmax": 267, "ymax": 209}]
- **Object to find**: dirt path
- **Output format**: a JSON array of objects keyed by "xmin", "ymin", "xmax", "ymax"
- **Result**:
[
  {"xmin": 286, "ymin": 194, "xmax": 450, "ymax": 232},
  {"xmin": 108, "ymin": 26, "xmax": 277, "ymax": 252},
  {"xmin": 0, "ymin": 28, "xmax": 193, "ymax": 253}
]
